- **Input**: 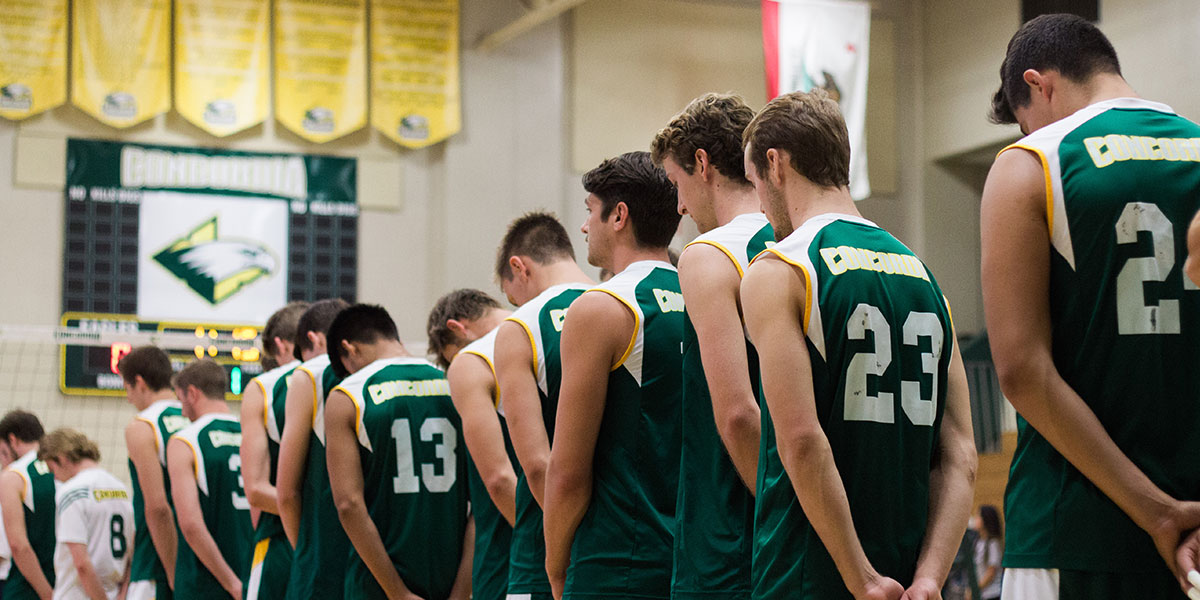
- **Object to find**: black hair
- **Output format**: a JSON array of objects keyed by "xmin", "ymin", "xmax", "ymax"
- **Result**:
[
  {"xmin": 294, "ymin": 298, "xmax": 350, "ymax": 361},
  {"xmin": 0, "ymin": 410, "xmax": 44, "ymax": 444},
  {"xmin": 990, "ymin": 14, "xmax": 1121, "ymax": 124},
  {"xmin": 326, "ymin": 304, "xmax": 401, "ymax": 378},
  {"xmin": 582, "ymin": 151, "xmax": 680, "ymax": 249},
  {"xmin": 117, "ymin": 346, "xmax": 173, "ymax": 391},
  {"xmin": 494, "ymin": 212, "xmax": 576, "ymax": 280}
]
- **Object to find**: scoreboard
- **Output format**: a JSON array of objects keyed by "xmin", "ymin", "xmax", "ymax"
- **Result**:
[{"xmin": 60, "ymin": 313, "xmax": 265, "ymax": 400}]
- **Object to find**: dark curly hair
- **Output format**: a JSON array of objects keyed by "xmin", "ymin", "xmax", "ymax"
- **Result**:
[
  {"xmin": 651, "ymin": 93, "xmax": 755, "ymax": 185},
  {"xmin": 582, "ymin": 151, "xmax": 679, "ymax": 249}
]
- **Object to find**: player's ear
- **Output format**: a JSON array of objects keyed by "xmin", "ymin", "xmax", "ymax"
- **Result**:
[
  {"xmin": 1023, "ymin": 68, "xmax": 1050, "ymax": 102},
  {"xmin": 694, "ymin": 148, "xmax": 710, "ymax": 180},
  {"xmin": 508, "ymin": 255, "xmax": 526, "ymax": 279},
  {"xmin": 446, "ymin": 318, "xmax": 468, "ymax": 338},
  {"xmin": 612, "ymin": 202, "xmax": 629, "ymax": 231},
  {"xmin": 765, "ymin": 148, "xmax": 785, "ymax": 186}
]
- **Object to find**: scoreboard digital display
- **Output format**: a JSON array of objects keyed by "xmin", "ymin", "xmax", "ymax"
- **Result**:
[{"xmin": 60, "ymin": 313, "xmax": 265, "ymax": 400}]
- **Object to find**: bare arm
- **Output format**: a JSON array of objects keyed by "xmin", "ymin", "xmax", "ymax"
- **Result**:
[
  {"xmin": 124, "ymin": 421, "xmax": 177, "ymax": 587},
  {"xmin": 240, "ymin": 380, "xmax": 279, "ymax": 516},
  {"xmin": 742, "ymin": 259, "xmax": 903, "ymax": 600},
  {"xmin": 2, "ymin": 470, "xmax": 53, "ymax": 600},
  {"xmin": 678, "ymin": 243, "xmax": 761, "ymax": 492},
  {"xmin": 325, "ymin": 391, "xmax": 422, "ymax": 600},
  {"xmin": 543, "ymin": 292, "xmax": 630, "ymax": 600},
  {"xmin": 168, "ymin": 439, "xmax": 242, "ymax": 599},
  {"xmin": 1185, "ymin": 208, "xmax": 1200, "ymax": 287},
  {"xmin": 448, "ymin": 354, "xmax": 517, "ymax": 525},
  {"xmin": 67, "ymin": 542, "xmax": 109, "ymax": 600},
  {"xmin": 905, "ymin": 334, "xmax": 977, "ymax": 600},
  {"xmin": 981, "ymin": 148, "xmax": 1200, "ymax": 581},
  {"xmin": 277, "ymin": 368, "xmax": 316, "ymax": 547},
  {"xmin": 495, "ymin": 321, "xmax": 552, "ymax": 508},
  {"xmin": 447, "ymin": 515, "xmax": 475, "ymax": 600}
]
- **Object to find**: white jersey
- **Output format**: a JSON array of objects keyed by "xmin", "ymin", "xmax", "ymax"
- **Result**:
[
  {"xmin": 53, "ymin": 467, "xmax": 135, "ymax": 600},
  {"xmin": 457, "ymin": 327, "xmax": 504, "ymax": 416},
  {"xmin": 296, "ymin": 353, "xmax": 334, "ymax": 444}
]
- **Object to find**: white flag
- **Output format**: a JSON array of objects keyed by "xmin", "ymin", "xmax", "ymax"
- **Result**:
[{"xmin": 763, "ymin": 0, "xmax": 870, "ymax": 200}]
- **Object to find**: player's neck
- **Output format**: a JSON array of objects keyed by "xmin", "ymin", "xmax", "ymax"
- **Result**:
[
  {"xmin": 787, "ymin": 183, "xmax": 860, "ymax": 230},
  {"xmin": 136, "ymin": 390, "xmax": 176, "ymax": 411},
  {"xmin": 192, "ymin": 399, "xmax": 233, "ymax": 419},
  {"xmin": 300, "ymin": 347, "xmax": 325, "ymax": 362},
  {"xmin": 533, "ymin": 260, "xmax": 594, "ymax": 292},
  {"xmin": 712, "ymin": 184, "xmax": 760, "ymax": 228},
  {"xmin": 367, "ymin": 339, "xmax": 410, "ymax": 362},
  {"xmin": 607, "ymin": 244, "xmax": 672, "ymax": 276},
  {"xmin": 1076, "ymin": 73, "xmax": 1138, "ymax": 111},
  {"xmin": 64, "ymin": 459, "xmax": 98, "ymax": 480},
  {"xmin": 475, "ymin": 308, "xmax": 512, "ymax": 333},
  {"xmin": 11, "ymin": 441, "xmax": 37, "ymax": 459}
]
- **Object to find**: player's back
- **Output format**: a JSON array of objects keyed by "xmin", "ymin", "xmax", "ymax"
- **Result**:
[
  {"xmin": 335, "ymin": 357, "xmax": 469, "ymax": 600},
  {"xmin": 565, "ymin": 260, "xmax": 684, "ymax": 600},
  {"xmin": 170, "ymin": 414, "xmax": 252, "ymax": 599},
  {"xmin": 255, "ymin": 360, "xmax": 298, "ymax": 540},
  {"xmin": 286, "ymin": 353, "xmax": 349, "ymax": 600},
  {"xmin": 503, "ymin": 282, "xmax": 588, "ymax": 597},
  {"xmin": 5, "ymin": 450, "xmax": 57, "ymax": 600},
  {"xmin": 52, "ymin": 468, "xmax": 134, "ymax": 600},
  {"xmin": 1001, "ymin": 97, "xmax": 1200, "ymax": 573},
  {"xmin": 128, "ymin": 400, "xmax": 187, "ymax": 589},
  {"xmin": 674, "ymin": 212, "xmax": 773, "ymax": 599},
  {"xmin": 752, "ymin": 215, "xmax": 953, "ymax": 600}
]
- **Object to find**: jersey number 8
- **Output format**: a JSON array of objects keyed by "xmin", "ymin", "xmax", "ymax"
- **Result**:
[
  {"xmin": 391, "ymin": 417, "xmax": 457, "ymax": 494},
  {"xmin": 844, "ymin": 304, "xmax": 944, "ymax": 426}
]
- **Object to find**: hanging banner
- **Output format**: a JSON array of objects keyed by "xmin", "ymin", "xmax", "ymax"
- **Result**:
[
  {"xmin": 71, "ymin": 0, "xmax": 170, "ymax": 128},
  {"xmin": 370, "ymin": 0, "xmax": 461, "ymax": 148},
  {"xmin": 175, "ymin": 0, "xmax": 270, "ymax": 137},
  {"xmin": 0, "ymin": 0, "xmax": 67, "ymax": 120},
  {"xmin": 65, "ymin": 139, "xmax": 359, "ymax": 324},
  {"xmin": 763, "ymin": 0, "xmax": 870, "ymax": 200},
  {"xmin": 274, "ymin": 0, "xmax": 367, "ymax": 143}
]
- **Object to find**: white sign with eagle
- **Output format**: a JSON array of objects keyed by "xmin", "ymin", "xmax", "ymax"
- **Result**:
[{"xmin": 138, "ymin": 191, "xmax": 287, "ymax": 324}]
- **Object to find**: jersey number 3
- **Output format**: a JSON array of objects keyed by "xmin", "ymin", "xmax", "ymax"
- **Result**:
[
  {"xmin": 844, "ymin": 304, "xmax": 944, "ymax": 426},
  {"xmin": 391, "ymin": 418, "xmax": 457, "ymax": 494}
]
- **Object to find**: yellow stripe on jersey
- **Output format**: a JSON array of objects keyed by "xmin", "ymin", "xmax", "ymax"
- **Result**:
[
  {"xmin": 587, "ymin": 288, "xmax": 639, "ymax": 372},
  {"xmin": 684, "ymin": 240, "xmax": 744, "ymax": 278},
  {"xmin": 331, "ymin": 385, "xmax": 364, "ymax": 440},
  {"xmin": 755, "ymin": 249, "xmax": 814, "ymax": 336},
  {"xmin": 999, "ymin": 143, "xmax": 1054, "ymax": 238},
  {"xmin": 175, "ymin": 436, "xmax": 202, "ymax": 482},
  {"xmin": 504, "ymin": 316, "xmax": 539, "ymax": 378},
  {"xmin": 295, "ymin": 366, "xmax": 320, "ymax": 429},
  {"xmin": 254, "ymin": 378, "xmax": 269, "ymax": 428}
]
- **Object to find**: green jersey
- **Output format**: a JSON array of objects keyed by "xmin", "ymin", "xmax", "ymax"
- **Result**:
[
  {"xmin": 1000, "ymin": 98, "xmax": 1200, "ymax": 573},
  {"xmin": 5, "ymin": 450, "xmax": 57, "ymax": 600},
  {"xmin": 503, "ymin": 282, "xmax": 588, "ymax": 596},
  {"xmin": 286, "ymin": 353, "xmax": 349, "ymax": 600},
  {"xmin": 252, "ymin": 360, "xmax": 299, "ymax": 543},
  {"xmin": 458, "ymin": 330, "xmax": 517, "ymax": 600},
  {"xmin": 674, "ymin": 213, "xmax": 773, "ymax": 599},
  {"xmin": 564, "ymin": 261, "xmax": 684, "ymax": 600},
  {"xmin": 129, "ymin": 399, "xmax": 188, "ymax": 586},
  {"xmin": 751, "ymin": 215, "xmax": 953, "ymax": 599},
  {"xmin": 171, "ymin": 413, "xmax": 253, "ymax": 599},
  {"xmin": 333, "ymin": 357, "xmax": 469, "ymax": 600}
]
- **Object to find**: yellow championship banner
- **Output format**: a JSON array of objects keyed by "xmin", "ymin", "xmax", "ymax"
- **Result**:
[
  {"xmin": 370, "ymin": 0, "xmax": 461, "ymax": 148},
  {"xmin": 71, "ymin": 0, "xmax": 170, "ymax": 128},
  {"xmin": 0, "ymin": 0, "xmax": 67, "ymax": 120},
  {"xmin": 175, "ymin": 0, "xmax": 270, "ymax": 137},
  {"xmin": 274, "ymin": 0, "xmax": 367, "ymax": 143}
]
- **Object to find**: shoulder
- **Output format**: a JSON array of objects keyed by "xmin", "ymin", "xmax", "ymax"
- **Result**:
[
  {"xmin": 679, "ymin": 243, "xmax": 741, "ymax": 289},
  {"xmin": 447, "ymin": 351, "xmax": 493, "ymax": 388}
]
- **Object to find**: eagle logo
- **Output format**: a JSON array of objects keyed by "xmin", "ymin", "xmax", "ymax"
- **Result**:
[{"xmin": 152, "ymin": 216, "xmax": 277, "ymax": 305}]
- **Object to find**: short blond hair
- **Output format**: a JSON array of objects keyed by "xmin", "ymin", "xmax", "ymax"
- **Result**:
[{"xmin": 38, "ymin": 428, "xmax": 100, "ymax": 464}]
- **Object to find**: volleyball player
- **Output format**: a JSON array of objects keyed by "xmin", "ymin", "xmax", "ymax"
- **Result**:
[
  {"xmin": 120, "ymin": 347, "xmax": 188, "ymax": 600},
  {"xmin": 651, "ymin": 93, "xmax": 773, "ymax": 600},
  {"xmin": 324, "ymin": 304, "xmax": 472, "ymax": 600},
  {"xmin": 41, "ymin": 428, "xmax": 135, "ymax": 600},
  {"xmin": 492, "ymin": 212, "xmax": 593, "ymax": 600},
  {"xmin": 543, "ymin": 152, "xmax": 683, "ymax": 600},
  {"xmin": 167, "ymin": 360, "xmax": 252, "ymax": 599},
  {"xmin": 428, "ymin": 289, "xmax": 517, "ymax": 600},
  {"xmin": 239, "ymin": 301, "xmax": 307, "ymax": 599},
  {"xmin": 740, "ymin": 90, "xmax": 976, "ymax": 599},
  {"xmin": 275, "ymin": 299, "xmax": 350, "ymax": 599},
  {"xmin": 981, "ymin": 14, "xmax": 1200, "ymax": 598},
  {"xmin": 0, "ymin": 410, "xmax": 55, "ymax": 600}
]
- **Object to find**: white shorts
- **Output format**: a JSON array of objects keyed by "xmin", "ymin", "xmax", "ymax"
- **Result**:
[
  {"xmin": 1001, "ymin": 568, "xmax": 1059, "ymax": 600},
  {"xmin": 126, "ymin": 580, "xmax": 160, "ymax": 600}
]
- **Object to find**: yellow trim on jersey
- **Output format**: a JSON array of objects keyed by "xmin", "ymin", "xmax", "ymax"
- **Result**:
[
  {"xmin": 332, "ymin": 385, "xmax": 364, "ymax": 440},
  {"xmin": 461, "ymin": 350, "xmax": 501, "ymax": 408},
  {"xmin": 7, "ymin": 464, "xmax": 30, "ymax": 505},
  {"xmin": 252, "ymin": 538, "xmax": 270, "ymax": 567},
  {"xmin": 175, "ymin": 436, "xmax": 202, "ymax": 482},
  {"xmin": 999, "ymin": 143, "xmax": 1054, "ymax": 238},
  {"xmin": 757, "ymin": 249, "xmax": 814, "ymax": 336},
  {"xmin": 588, "ymin": 288, "xmax": 640, "ymax": 372},
  {"xmin": 295, "ymin": 366, "xmax": 320, "ymax": 430},
  {"xmin": 504, "ymin": 316, "xmax": 539, "ymax": 379},
  {"xmin": 135, "ymin": 416, "xmax": 162, "ymax": 455},
  {"xmin": 684, "ymin": 240, "xmax": 744, "ymax": 278},
  {"xmin": 253, "ymin": 378, "xmax": 269, "ymax": 429}
]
